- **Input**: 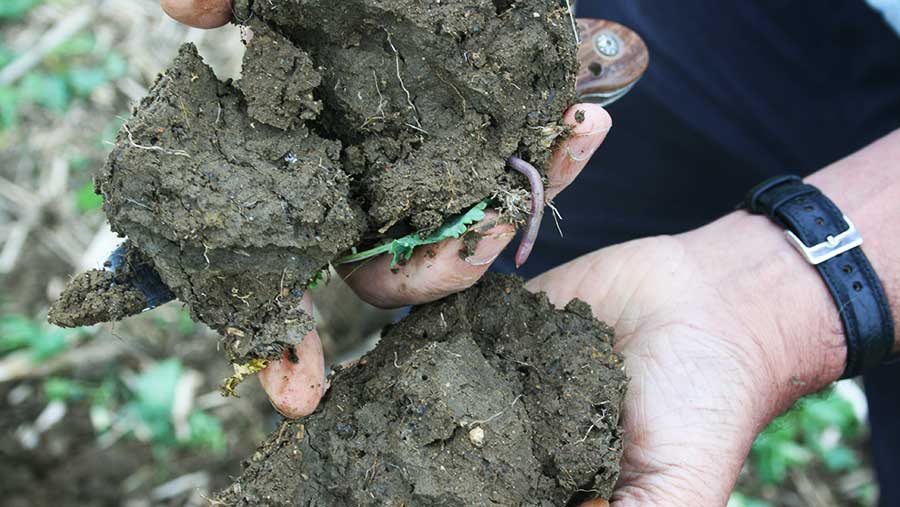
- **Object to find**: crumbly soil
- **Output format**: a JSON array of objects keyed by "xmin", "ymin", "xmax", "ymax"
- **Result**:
[
  {"xmin": 48, "ymin": 270, "xmax": 145, "ymax": 328},
  {"xmin": 52, "ymin": 0, "xmax": 577, "ymax": 363},
  {"xmin": 216, "ymin": 274, "xmax": 627, "ymax": 506}
]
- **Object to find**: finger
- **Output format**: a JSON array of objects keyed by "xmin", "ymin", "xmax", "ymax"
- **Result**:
[
  {"xmin": 337, "ymin": 210, "xmax": 516, "ymax": 308},
  {"xmin": 160, "ymin": 0, "xmax": 233, "ymax": 29},
  {"xmin": 257, "ymin": 295, "xmax": 326, "ymax": 418},
  {"xmin": 578, "ymin": 500, "xmax": 610, "ymax": 507},
  {"xmin": 338, "ymin": 105, "xmax": 611, "ymax": 308},
  {"xmin": 545, "ymin": 103, "xmax": 612, "ymax": 200}
]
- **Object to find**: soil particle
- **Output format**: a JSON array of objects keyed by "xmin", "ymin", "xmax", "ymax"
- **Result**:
[
  {"xmin": 217, "ymin": 274, "xmax": 626, "ymax": 506},
  {"xmin": 55, "ymin": 0, "xmax": 578, "ymax": 364},
  {"xmin": 48, "ymin": 270, "xmax": 145, "ymax": 328}
]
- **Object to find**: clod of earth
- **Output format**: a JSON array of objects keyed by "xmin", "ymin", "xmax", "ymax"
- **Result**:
[
  {"xmin": 49, "ymin": 0, "xmax": 578, "ymax": 366},
  {"xmin": 217, "ymin": 275, "xmax": 626, "ymax": 506}
]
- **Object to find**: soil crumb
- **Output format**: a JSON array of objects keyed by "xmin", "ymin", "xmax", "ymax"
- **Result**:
[
  {"xmin": 217, "ymin": 274, "xmax": 626, "ymax": 506},
  {"xmin": 49, "ymin": 270, "xmax": 145, "ymax": 327},
  {"xmin": 55, "ymin": 0, "xmax": 578, "ymax": 364}
]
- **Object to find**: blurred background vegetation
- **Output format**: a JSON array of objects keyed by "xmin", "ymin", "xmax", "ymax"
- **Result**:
[{"xmin": 0, "ymin": 1, "xmax": 880, "ymax": 506}]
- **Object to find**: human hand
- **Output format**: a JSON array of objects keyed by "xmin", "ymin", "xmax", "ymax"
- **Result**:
[{"xmin": 528, "ymin": 211, "xmax": 846, "ymax": 506}]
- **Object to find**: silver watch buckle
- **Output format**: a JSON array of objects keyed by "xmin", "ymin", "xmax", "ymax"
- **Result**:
[{"xmin": 785, "ymin": 215, "xmax": 863, "ymax": 265}]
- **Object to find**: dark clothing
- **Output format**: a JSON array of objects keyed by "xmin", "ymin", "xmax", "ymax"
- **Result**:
[{"xmin": 495, "ymin": 1, "xmax": 900, "ymax": 504}]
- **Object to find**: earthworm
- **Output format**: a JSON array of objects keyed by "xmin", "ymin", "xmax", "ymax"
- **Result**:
[{"xmin": 506, "ymin": 156, "xmax": 544, "ymax": 268}]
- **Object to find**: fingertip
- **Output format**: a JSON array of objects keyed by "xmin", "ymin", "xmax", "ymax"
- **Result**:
[
  {"xmin": 258, "ymin": 331, "xmax": 326, "ymax": 419},
  {"xmin": 578, "ymin": 499, "xmax": 610, "ymax": 507},
  {"xmin": 565, "ymin": 103, "xmax": 613, "ymax": 136},
  {"xmin": 545, "ymin": 104, "xmax": 613, "ymax": 198},
  {"xmin": 160, "ymin": 0, "xmax": 233, "ymax": 29}
]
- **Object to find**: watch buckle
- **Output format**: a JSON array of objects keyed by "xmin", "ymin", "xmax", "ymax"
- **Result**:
[{"xmin": 785, "ymin": 215, "xmax": 863, "ymax": 265}]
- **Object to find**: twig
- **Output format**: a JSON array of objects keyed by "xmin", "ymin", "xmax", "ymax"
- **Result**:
[{"xmin": 0, "ymin": 222, "xmax": 30, "ymax": 273}]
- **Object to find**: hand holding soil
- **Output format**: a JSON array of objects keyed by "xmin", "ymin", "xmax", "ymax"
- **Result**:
[
  {"xmin": 262, "ymin": 104, "xmax": 611, "ymax": 419},
  {"xmin": 159, "ymin": 0, "xmax": 613, "ymax": 420},
  {"xmin": 53, "ymin": 1, "xmax": 623, "ymax": 504}
]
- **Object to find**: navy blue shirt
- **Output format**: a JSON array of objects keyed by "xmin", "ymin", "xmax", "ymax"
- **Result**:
[{"xmin": 495, "ymin": 2, "xmax": 900, "ymax": 504}]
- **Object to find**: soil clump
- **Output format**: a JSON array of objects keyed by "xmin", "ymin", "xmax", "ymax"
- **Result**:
[
  {"xmin": 216, "ymin": 274, "xmax": 627, "ymax": 506},
  {"xmin": 52, "ymin": 0, "xmax": 577, "ymax": 366}
]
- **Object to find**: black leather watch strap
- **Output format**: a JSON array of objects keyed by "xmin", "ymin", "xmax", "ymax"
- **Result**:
[{"xmin": 745, "ymin": 175, "xmax": 895, "ymax": 378}]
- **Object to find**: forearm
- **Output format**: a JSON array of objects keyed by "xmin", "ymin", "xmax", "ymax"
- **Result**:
[{"xmin": 685, "ymin": 128, "xmax": 900, "ymax": 400}]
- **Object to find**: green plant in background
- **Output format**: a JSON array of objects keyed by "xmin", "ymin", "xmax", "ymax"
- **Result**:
[
  {"xmin": 0, "ymin": 27, "xmax": 129, "ymax": 131},
  {"xmin": 75, "ymin": 181, "xmax": 103, "ymax": 212},
  {"xmin": 727, "ymin": 492, "xmax": 772, "ymax": 507},
  {"xmin": 151, "ymin": 307, "xmax": 197, "ymax": 336},
  {"xmin": 0, "ymin": 0, "xmax": 42, "ymax": 21},
  {"xmin": 750, "ymin": 388, "xmax": 861, "ymax": 485},
  {"xmin": 51, "ymin": 358, "xmax": 228, "ymax": 454},
  {"xmin": 0, "ymin": 314, "xmax": 75, "ymax": 361},
  {"xmin": 728, "ymin": 387, "xmax": 870, "ymax": 507}
]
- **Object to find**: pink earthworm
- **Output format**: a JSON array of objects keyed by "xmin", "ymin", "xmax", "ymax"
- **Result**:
[{"xmin": 506, "ymin": 156, "xmax": 545, "ymax": 268}]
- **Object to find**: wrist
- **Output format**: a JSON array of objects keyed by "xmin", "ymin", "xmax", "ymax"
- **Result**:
[{"xmin": 680, "ymin": 210, "xmax": 847, "ymax": 415}]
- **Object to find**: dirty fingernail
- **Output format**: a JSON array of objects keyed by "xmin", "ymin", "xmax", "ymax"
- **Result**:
[{"xmin": 464, "ymin": 229, "xmax": 515, "ymax": 266}]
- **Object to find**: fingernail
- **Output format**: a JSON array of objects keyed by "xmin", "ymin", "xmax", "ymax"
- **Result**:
[{"xmin": 464, "ymin": 230, "xmax": 516, "ymax": 266}]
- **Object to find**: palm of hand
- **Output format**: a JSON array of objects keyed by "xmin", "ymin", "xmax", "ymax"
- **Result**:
[{"xmin": 530, "ymin": 236, "xmax": 779, "ymax": 506}]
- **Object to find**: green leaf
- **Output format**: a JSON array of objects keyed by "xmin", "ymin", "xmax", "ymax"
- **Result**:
[
  {"xmin": 728, "ymin": 493, "xmax": 772, "ymax": 507},
  {"xmin": 0, "ymin": 315, "xmax": 34, "ymax": 353},
  {"xmin": 103, "ymin": 52, "xmax": 128, "ymax": 80},
  {"xmin": 0, "ymin": 44, "xmax": 14, "ymax": 68},
  {"xmin": 21, "ymin": 72, "xmax": 70, "ymax": 112},
  {"xmin": 821, "ymin": 445, "xmax": 858, "ymax": 471},
  {"xmin": 123, "ymin": 359, "xmax": 182, "ymax": 443},
  {"xmin": 335, "ymin": 199, "xmax": 489, "ymax": 266},
  {"xmin": 0, "ymin": 315, "xmax": 70, "ymax": 360},
  {"xmin": 67, "ymin": 66, "xmax": 109, "ymax": 97},
  {"xmin": 75, "ymin": 181, "xmax": 103, "ymax": 212},
  {"xmin": 30, "ymin": 328, "xmax": 69, "ymax": 360},
  {"xmin": 186, "ymin": 410, "xmax": 227, "ymax": 453},
  {"xmin": 49, "ymin": 32, "xmax": 95, "ymax": 57},
  {"xmin": 0, "ymin": 0, "xmax": 42, "ymax": 20},
  {"xmin": 307, "ymin": 269, "xmax": 327, "ymax": 289},
  {"xmin": 0, "ymin": 86, "xmax": 19, "ymax": 130},
  {"xmin": 68, "ymin": 154, "xmax": 89, "ymax": 172},
  {"xmin": 176, "ymin": 308, "xmax": 195, "ymax": 335},
  {"xmin": 45, "ymin": 377, "xmax": 87, "ymax": 401}
]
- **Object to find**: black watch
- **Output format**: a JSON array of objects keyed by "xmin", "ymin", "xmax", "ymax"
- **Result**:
[{"xmin": 744, "ymin": 175, "xmax": 895, "ymax": 378}]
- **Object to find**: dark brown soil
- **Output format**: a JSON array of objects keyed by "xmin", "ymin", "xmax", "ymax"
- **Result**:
[
  {"xmin": 49, "ymin": 0, "xmax": 578, "ymax": 364},
  {"xmin": 217, "ymin": 274, "xmax": 627, "ymax": 506},
  {"xmin": 48, "ymin": 270, "xmax": 145, "ymax": 328}
]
